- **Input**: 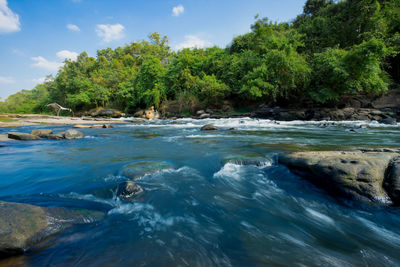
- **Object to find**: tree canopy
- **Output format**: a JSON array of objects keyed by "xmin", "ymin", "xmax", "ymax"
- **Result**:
[{"xmin": 1, "ymin": 0, "xmax": 399, "ymax": 114}]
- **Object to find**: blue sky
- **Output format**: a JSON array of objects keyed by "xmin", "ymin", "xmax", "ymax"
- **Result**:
[{"xmin": 0, "ymin": 0, "xmax": 305, "ymax": 99}]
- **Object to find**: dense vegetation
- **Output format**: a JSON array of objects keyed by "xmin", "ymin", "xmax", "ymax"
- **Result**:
[{"xmin": 1, "ymin": 0, "xmax": 399, "ymax": 115}]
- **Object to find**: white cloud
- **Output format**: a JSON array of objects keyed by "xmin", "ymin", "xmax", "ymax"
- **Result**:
[
  {"xmin": 56, "ymin": 50, "xmax": 78, "ymax": 61},
  {"xmin": 175, "ymin": 35, "xmax": 212, "ymax": 50},
  {"xmin": 32, "ymin": 77, "xmax": 46, "ymax": 84},
  {"xmin": 0, "ymin": 76, "xmax": 15, "ymax": 84},
  {"xmin": 172, "ymin": 4, "xmax": 184, "ymax": 17},
  {"xmin": 31, "ymin": 56, "xmax": 63, "ymax": 72},
  {"xmin": 67, "ymin": 24, "xmax": 80, "ymax": 32},
  {"xmin": 95, "ymin": 23, "xmax": 124, "ymax": 43},
  {"xmin": 0, "ymin": 0, "xmax": 20, "ymax": 33}
]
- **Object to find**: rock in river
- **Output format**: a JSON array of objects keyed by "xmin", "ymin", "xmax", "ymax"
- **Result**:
[
  {"xmin": 64, "ymin": 129, "xmax": 84, "ymax": 140},
  {"xmin": 48, "ymin": 133, "xmax": 65, "ymax": 140},
  {"xmin": 8, "ymin": 132, "xmax": 41, "ymax": 141},
  {"xmin": 279, "ymin": 150, "xmax": 400, "ymax": 204},
  {"xmin": 201, "ymin": 124, "xmax": 218, "ymax": 131},
  {"xmin": 384, "ymin": 157, "xmax": 400, "ymax": 205},
  {"xmin": 117, "ymin": 181, "xmax": 143, "ymax": 201},
  {"xmin": 30, "ymin": 129, "xmax": 53, "ymax": 138},
  {"xmin": 0, "ymin": 201, "xmax": 104, "ymax": 257}
]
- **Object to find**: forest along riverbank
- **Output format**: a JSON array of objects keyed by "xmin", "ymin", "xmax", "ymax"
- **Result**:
[{"xmin": 0, "ymin": 118, "xmax": 399, "ymax": 265}]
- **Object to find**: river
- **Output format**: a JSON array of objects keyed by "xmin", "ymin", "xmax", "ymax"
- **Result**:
[{"xmin": 1, "ymin": 118, "xmax": 400, "ymax": 266}]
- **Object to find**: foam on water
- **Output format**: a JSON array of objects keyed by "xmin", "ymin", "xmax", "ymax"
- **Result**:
[
  {"xmin": 305, "ymin": 207, "xmax": 335, "ymax": 225},
  {"xmin": 213, "ymin": 163, "xmax": 244, "ymax": 181}
]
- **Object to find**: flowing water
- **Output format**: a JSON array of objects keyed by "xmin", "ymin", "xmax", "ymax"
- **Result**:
[{"xmin": 1, "ymin": 118, "xmax": 400, "ymax": 266}]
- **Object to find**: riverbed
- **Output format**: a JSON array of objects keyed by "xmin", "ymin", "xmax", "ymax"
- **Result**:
[{"xmin": 1, "ymin": 118, "xmax": 400, "ymax": 266}]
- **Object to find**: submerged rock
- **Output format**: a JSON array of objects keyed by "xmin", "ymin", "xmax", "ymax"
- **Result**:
[
  {"xmin": 8, "ymin": 132, "xmax": 41, "ymax": 141},
  {"xmin": 64, "ymin": 129, "xmax": 84, "ymax": 140},
  {"xmin": 117, "ymin": 181, "xmax": 143, "ymax": 201},
  {"xmin": 120, "ymin": 161, "xmax": 173, "ymax": 180},
  {"xmin": 279, "ymin": 150, "xmax": 400, "ymax": 204},
  {"xmin": 201, "ymin": 124, "xmax": 218, "ymax": 131},
  {"xmin": 0, "ymin": 201, "xmax": 104, "ymax": 257},
  {"xmin": 30, "ymin": 129, "xmax": 53, "ymax": 138}
]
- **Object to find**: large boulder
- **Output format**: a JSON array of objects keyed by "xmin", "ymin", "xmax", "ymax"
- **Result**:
[
  {"xmin": 120, "ymin": 161, "xmax": 173, "ymax": 180},
  {"xmin": 64, "ymin": 129, "xmax": 84, "ymax": 140},
  {"xmin": 384, "ymin": 157, "xmax": 400, "ymax": 205},
  {"xmin": 372, "ymin": 91, "xmax": 400, "ymax": 109},
  {"xmin": 30, "ymin": 129, "xmax": 53, "ymax": 138},
  {"xmin": 279, "ymin": 150, "xmax": 400, "ymax": 204},
  {"xmin": 0, "ymin": 201, "xmax": 104, "ymax": 257},
  {"xmin": 8, "ymin": 132, "xmax": 41, "ymax": 141},
  {"xmin": 117, "ymin": 181, "xmax": 143, "ymax": 201}
]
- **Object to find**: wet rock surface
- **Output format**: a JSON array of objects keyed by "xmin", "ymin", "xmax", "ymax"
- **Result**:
[
  {"xmin": 64, "ymin": 129, "xmax": 84, "ymax": 140},
  {"xmin": 384, "ymin": 157, "xmax": 400, "ymax": 205},
  {"xmin": 30, "ymin": 129, "xmax": 53, "ymax": 138},
  {"xmin": 279, "ymin": 150, "xmax": 400, "ymax": 204},
  {"xmin": 116, "ymin": 181, "xmax": 143, "ymax": 201},
  {"xmin": 0, "ymin": 201, "xmax": 104, "ymax": 258},
  {"xmin": 201, "ymin": 124, "xmax": 218, "ymax": 131},
  {"xmin": 8, "ymin": 132, "xmax": 41, "ymax": 141}
]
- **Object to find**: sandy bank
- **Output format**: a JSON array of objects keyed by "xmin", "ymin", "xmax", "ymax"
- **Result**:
[{"xmin": 0, "ymin": 114, "xmax": 127, "ymax": 128}]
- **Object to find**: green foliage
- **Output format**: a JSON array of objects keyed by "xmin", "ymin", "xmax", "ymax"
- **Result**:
[
  {"xmin": 2, "ymin": 0, "xmax": 399, "ymax": 114},
  {"xmin": 195, "ymin": 75, "xmax": 228, "ymax": 105},
  {"xmin": 309, "ymin": 38, "xmax": 389, "ymax": 102},
  {"xmin": 0, "ymin": 83, "xmax": 50, "ymax": 114}
]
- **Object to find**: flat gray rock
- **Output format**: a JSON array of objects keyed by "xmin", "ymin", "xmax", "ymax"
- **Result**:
[
  {"xmin": 279, "ymin": 150, "xmax": 399, "ymax": 204},
  {"xmin": 8, "ymin": 132, "xmax": 41, "ymax": 141}
]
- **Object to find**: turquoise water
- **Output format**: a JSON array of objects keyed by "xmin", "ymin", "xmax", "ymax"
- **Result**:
[{"xmin": 0, "ymin": 118, "xmax": 400, "ymax": 266}]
